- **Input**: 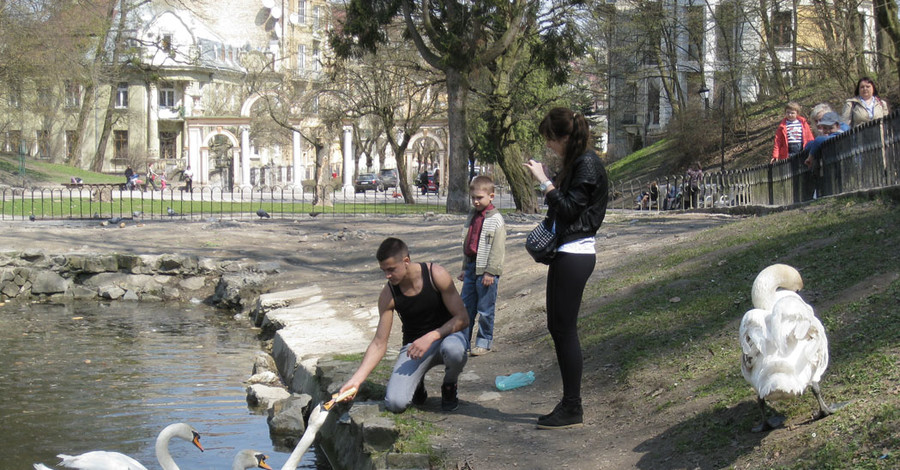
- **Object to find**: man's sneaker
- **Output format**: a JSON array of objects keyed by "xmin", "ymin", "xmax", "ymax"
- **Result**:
[
  {"xmin": 440, "ymin": 382, "xmax": 459, "ymax": 412},
  {"xmin": 470, "ymin": 346, "xmax": 491, "ymax": 356},
  {"xmin": 536, "ymin": 398, "xmax": 583, "ymax": 429},
  {"xmin": 412, "ymin": 379, "xmax": 427, "ymax": 406}
]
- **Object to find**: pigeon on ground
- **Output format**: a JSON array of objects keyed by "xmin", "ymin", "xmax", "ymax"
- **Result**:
[
  {"xmin": 132, "ymin": 211, "xmax": 143, "ymax": 218},
  {"xmin": 109, "ymin": 217, "xmax": 123, "ymax": 224},
  {"xmin": 29, "ymin": 214, "xmax": 35, "ymax": 222},
  {"xmin": 309, "ymin": 211, "xmax": 323, "ymax": 218},
  {"xmin": 167, "ymin": 207, "xmax": 177, "ymax": 216},
  {"xmin": 256, "ymin": 209, "xmax": 271, "ymax": 219}
]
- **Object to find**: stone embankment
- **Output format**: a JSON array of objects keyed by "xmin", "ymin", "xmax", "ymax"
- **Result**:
[
  {"xmin": 250, "ymin": 288, "xmax": 431, "ymax": 470},
  {"xmin": 0, "ymin": 249, "xmax": 275, "ymax": 305}
]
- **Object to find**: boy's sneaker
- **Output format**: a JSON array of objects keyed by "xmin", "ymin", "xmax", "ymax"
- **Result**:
[
  {"xmin": 536, "ymin": 398, "xmax": 583, "ymax": 429},
  {"xmin": 440, "ymin": 382, "xmax": 459, "ymax": 412},
  {"xmin": 412, "ymin": 379, "xmax": 427, "ymax": 406},
  {"xmin": 470, "ymin": 346, "xmax": 491, "ymax": 356}
]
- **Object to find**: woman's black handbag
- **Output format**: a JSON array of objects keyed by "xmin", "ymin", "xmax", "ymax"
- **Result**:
[{"xmin": 526, "ymin": 218, "xmax": 558, "ymax": 264}]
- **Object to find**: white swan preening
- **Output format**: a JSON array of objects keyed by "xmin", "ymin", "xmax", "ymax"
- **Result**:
[
  {"xmin": 34, "ymin": 422, "xmax": 203, "ymax": 470},
  {"xmin": 233, "ymin": 449, "xmax": 272, "ymax": 470},
  {"xmin": 740, "ymin": 264, "xmax": 843, "ymax": 432}
]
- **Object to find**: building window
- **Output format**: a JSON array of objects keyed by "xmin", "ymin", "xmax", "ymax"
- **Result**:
[
  {"xmin": 36, "ymin": 130, "xmax": 51, "ymax": 159},
  {"xmin": 772, "ymin": 10, "xmax": 792, "ymax": 47},
  {"xmin": 65, "ymin": 81, "xmax": 81, "ymax": 108},
  {"xmin": 160, "ymin": 132, "xmax": 177, "ymax": 159},
  {"xmin": 114, "ymin": 130, "xmax": 128, "ymax": 160},
  {"xmin": 313, "ymin": 5, "xmax": 320, "ymax": 30},
  {"xmin": 298, "ymin": 0, "xmax": 306, "ymax": 24},
  {"xmin": 162, "ymin": 33, "xmax": 172, "ymax": 53},
  {"xmin": 312, "ymin": 42, "xmax": 320, "ymax": 71},
  {"xmin": 159, "ymin": 82, "xmax": 175, "ymax": 108},
  {"xmin": 298, "ymin": 44, "xmax": 306, "ymax": 71},
  {"xmin": 66, "ymin": 131, "xmax": 78, "ymax": 160},
  {"xmin": 116, "ymin": 82, "xmax": 128, "ymax": 108}
]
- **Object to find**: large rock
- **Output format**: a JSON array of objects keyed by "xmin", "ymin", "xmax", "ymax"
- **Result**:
[
  {"xmin": 212, "ymin": 271, "xmax": 267, "ymax": 309},
  {"xmin": 246, "ymin": 384, "xmax": 291, "ymax": 409},
  {"xmin": 267, "ymin": 394, "xmax": 312, "ymax": 436},
  {"xmin": 30, "ymin": 271, "xmax": 68, "ymax": 295}
]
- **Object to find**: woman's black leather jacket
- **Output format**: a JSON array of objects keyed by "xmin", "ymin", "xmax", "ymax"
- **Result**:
[{"xmin": 545, "ymin": 149, "xmax": 609, "ymax": 245}]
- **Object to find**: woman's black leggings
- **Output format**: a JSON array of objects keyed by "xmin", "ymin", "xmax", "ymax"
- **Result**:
[{"xmin": 546, "ymin": 251, "xmax": 596, "ymax": 401}]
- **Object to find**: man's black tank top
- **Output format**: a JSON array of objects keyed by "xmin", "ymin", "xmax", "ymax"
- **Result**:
[{"xmin": 388, "ymin": 262, "xmax": 452, "ymax": 345}]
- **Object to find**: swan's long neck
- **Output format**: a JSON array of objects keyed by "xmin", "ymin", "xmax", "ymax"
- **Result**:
[
  {"xmin": 155, "ymin": 424, "xmax": 181, "ymax": 470},
  {"xmin": 751, "ymin": 264, "xmax": 803, "ymax": 311},
  {"xmin": 282, "ymin": 404, "xmax": 329, "ymax": 470}
]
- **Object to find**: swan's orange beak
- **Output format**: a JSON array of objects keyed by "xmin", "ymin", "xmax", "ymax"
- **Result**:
[
  {"xmin": 256, "ymin": 452, "xmax": 272, "ymax": 469},
  {"xmin": 191, "ymin": 431, "xmax": 204, "ymax": 452},
  {"xmin": 323, "ymin": 387, "xmax": 358, "ymax": 410}
]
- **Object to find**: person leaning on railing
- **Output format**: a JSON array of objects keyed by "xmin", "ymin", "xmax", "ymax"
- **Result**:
[
  {"xmin": 841, "ymin": 77, "xmax": 889, "ymax": 128},
  {"xmin": 803, "ymin": 112, "xmax": 845, "ymax": 171}
]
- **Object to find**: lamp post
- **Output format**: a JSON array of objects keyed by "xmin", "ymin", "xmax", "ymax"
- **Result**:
[
  {"xmin": 697, "ymin": 86, "xmax": 726, "ymax": 172},
  {"xmin": 698, "ymin": 86, "xmax": 710, "ymax": 111}
]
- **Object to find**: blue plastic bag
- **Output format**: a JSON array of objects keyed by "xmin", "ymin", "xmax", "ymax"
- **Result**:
[{"xmin": 495, "ymin": 371, "xmax": 535, "ymax": 391}]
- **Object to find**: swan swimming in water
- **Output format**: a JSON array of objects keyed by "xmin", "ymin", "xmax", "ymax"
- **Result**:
[
  {"xmin": 33, "ymin": 422, "xmax": 203, "ymax": 470},
  {"xmin": 740, "ymin": 264, "xmax": 844, "ymax": 432},
  {"xmin": 232, "ymin": 449, "xmax": 272, "ymax": 470}
]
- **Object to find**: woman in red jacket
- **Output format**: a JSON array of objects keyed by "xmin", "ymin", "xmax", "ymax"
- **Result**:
[{"xmin": 771, "ymin": 102, "xmax": 814, "ymax": 164}]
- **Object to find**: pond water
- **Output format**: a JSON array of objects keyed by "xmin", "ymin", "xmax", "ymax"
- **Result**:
[{"xmin": 0, "ymin": 301, "xmax": 330, "ymax": 469}]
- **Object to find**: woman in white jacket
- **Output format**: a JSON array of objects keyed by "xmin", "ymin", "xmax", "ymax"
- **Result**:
[{"xmin": 841, "ymin": 77, "xmax": 889, "ymax": 128}]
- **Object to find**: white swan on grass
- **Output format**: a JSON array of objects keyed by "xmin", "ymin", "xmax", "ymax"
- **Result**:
[
  {"xmin": 233, "ymin": 449, "xmax": 273, "ymax": 470},
  {"xmin": 33, "ymin": 422, "xmax": 203, "ymax": 470},
  {"xmin": 281, "ymin": 387, "xmax": 356, "ymax": 470},
  {"xmin": 740, "ymin": 264, "xmax": 845, "ymax": 432}
]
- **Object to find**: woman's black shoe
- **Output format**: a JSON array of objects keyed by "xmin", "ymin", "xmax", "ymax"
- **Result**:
[{"xmin": 537, "ymin": 398, "xmax": 583, "ymax": 429}]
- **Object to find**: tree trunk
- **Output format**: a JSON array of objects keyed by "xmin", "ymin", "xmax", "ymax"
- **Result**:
[
  {"xmin": 69, "ymin": 82, "xmax": 93, "ymax": 167},
  {"xmin": 312, "ymin": 141, "xmax": 333, "ymax": 208},
  {"xmin": 497, "ymin": 144, "xmax": 539, "ymax": 213},
  {"xmin": 445, "ymin": 68, "xmax": 470, "ymax": 214},
  {"xmin": 874, "ymin": 0, "xmax": 900, "ymax": 87},
  {"xmin": 90, "ymin": 1, "xmax": 128, "ymax": 173}
]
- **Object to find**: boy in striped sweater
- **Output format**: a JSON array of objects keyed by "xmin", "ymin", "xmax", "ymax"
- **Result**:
[{"xmin": 458, "ymin": 175, "xmax": 506, "ymax": 356}]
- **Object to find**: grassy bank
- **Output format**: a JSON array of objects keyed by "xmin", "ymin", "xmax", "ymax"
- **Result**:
[{"xmin": 578, "ymin": 194, "xmax": 899, "ymax": 468}]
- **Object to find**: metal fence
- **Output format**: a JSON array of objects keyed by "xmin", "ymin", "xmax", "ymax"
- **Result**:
[
  {"xmin": 0, "ymin": 184, "xmax": 520, "ymax": 221},
  {"xmin": 5, "ymin": 110, "xmax": 900, "ymax": 221},
  {"xmin": 610, "ymin": 109, "xmax": 900, "ymax": 211}
]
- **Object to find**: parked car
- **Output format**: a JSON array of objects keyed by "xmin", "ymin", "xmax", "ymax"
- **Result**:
[
  {"xmin": 378, "ymin": 168, "xmax": 399, "ymax": 188},
  {"xmin": 354, "ymin": 173, "xmax": 381, "ymax": 193}
]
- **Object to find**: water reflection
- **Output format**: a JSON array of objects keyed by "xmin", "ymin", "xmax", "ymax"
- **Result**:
[{"xmin": 0, "ymin": 301, "xmax": 330, "ymax": 469}]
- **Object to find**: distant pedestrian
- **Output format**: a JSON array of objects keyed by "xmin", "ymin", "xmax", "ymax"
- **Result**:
[
  {"xmin": 183, "ymin": 165, "xmax": 193, "ymax": 192},
  {"xmin": 685, "ymin": 162, "xmax": 703, "ymax": 209}
]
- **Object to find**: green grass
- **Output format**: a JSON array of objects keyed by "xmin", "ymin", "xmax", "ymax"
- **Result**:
[
  {"xmin": 575, "ymin": 195, "xmax": 900, "ymax": 468},
  {"xmin": 0, "ymin": 154, "xmax": 123, "ymax": 184},
  {"xmin": 606, "ymin": 139, "xmax": 676, "ymax": 183}
]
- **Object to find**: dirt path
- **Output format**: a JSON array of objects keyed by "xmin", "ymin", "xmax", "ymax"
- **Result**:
[{"xmin": 0, "ymin": 210, "xmax": 739, "ymax": 469}]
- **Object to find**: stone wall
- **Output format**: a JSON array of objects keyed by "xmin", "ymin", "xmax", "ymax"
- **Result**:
[{"xmin": 0, "ymin": 250, "xmax": 275, "ymax": 308}]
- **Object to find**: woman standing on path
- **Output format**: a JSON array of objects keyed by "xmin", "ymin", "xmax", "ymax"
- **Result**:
[{"xmin": 524, "ymin": 107, "xmax": 609, "ymax": 429}]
